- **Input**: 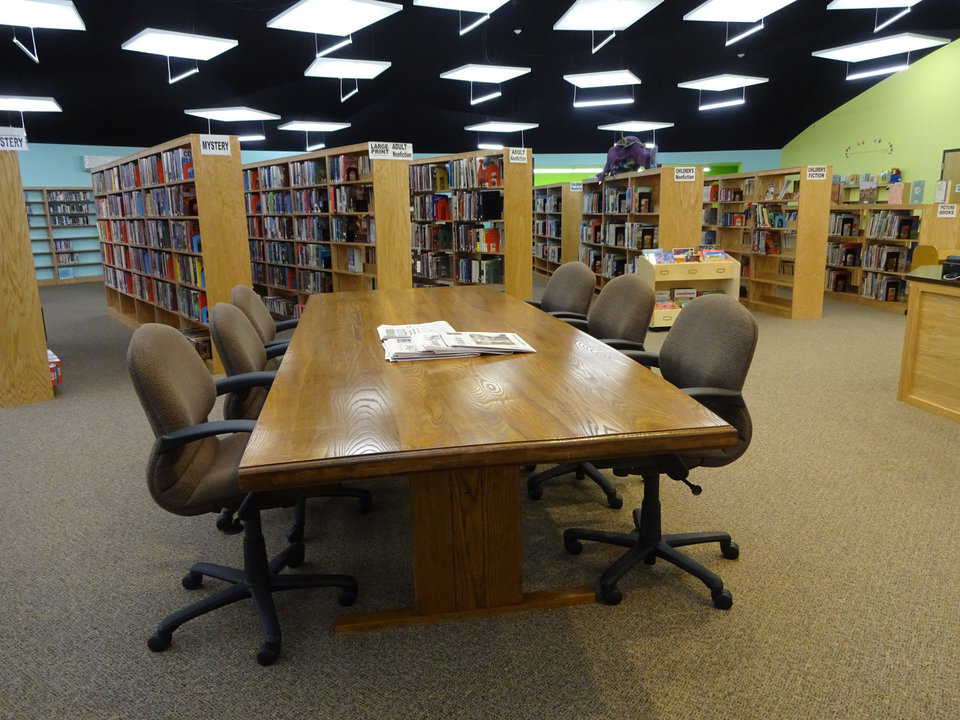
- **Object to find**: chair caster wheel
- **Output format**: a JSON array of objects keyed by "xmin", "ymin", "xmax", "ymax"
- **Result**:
[
  {"xmin": 563, "ymin": 533, "xmax": 583, "ymax": 555},
  {"xmin": 712, "ymin": 588, "xmax": 733, "ymax": 610},
  {"xmin": 256, "ymin": 641, "xmax": 281, "ymax": 666},
  {"xmin": 338, "ymin": 590, "xmax": 357, "ymax": 607},
  {"xmin": 597, "ymin": 586, "xmax": 622, "ymax": 606},
  {"xmin": 575, "ymin": 468, "xmax": 586, "ymax": 480},
  {"xmin": 181, "ymin": 571, "xmax": 203, "ymax": 590},
  {"xmin": 606, "ymin": 494, "xmax": 623, "ymax": 509},
  {"xmin": 147, "ymin": 630, "xmax": 172, "ymax": 652},
  {"xmin": 286, "ymin": 529, "xmax": 304, "ymax": 544},
  {"xmin": 527, "ymin": 485, "xmax": 542, "ymax": 501},
  {"xmin": 643, "ymin": 553, "xmax": 656, "ymax": 565},
  {"xmin": 721, "ymin": 541, "xmax": 740, "ymax": 560},
  {"xmin": 358, "ymin": 495, "xmax": 373, "ymax": 515},
  {"xmin": 286, "ymin": 543, "xmax": 305, "ymax": 569}
]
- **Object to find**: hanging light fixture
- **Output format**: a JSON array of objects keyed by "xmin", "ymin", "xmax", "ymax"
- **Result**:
[
  {"xmin": 677, "ymin": 74, "xmax": 768, "ymax": 111},
  {"xmin": 553, "ymin": 0, "xmax": 664, "ymax": 54},
  {"xmin": 2, "ymin": 0, "xmax": 85, "ymax": 63},
  {"xmin": 121, "ymin": 29, "xmax": 238, "ymax": 84}
]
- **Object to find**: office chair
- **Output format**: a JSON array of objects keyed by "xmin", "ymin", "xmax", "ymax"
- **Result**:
[
  {"xmin": 562, "ymin": 294, "xmax": 757, "ymax": 609},
  {"xmin": 210, "ymin": 302, "xmax": 371, "ymax": 544},
  {"xmin": 231, "ymin": 284, "xmax": 297, "ymax": 352},
  {"xmin": 526, "ymin": 261, "xmax": 596, "ymax": 317},
  {"xmin": 128, "ymin": 323, "xmax": 357, "ymax": 665},
  {"xmin": 528, "ymin": 273, "xmax": 655, "ymax": 508}
]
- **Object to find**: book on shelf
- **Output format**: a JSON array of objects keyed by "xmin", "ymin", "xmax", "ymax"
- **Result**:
[
  {"xmin": 909, "ymin": 181, "xmax": 925, "ymax": 204},
  {"xmin": 888, "ymin": 182, "xmax": 907, "ymax": 204},
  {"xmin": 458, "ymin": 256, "xmax": 503, "ymax": 284},
  {"xmin": 410, "ymin": 156, "xmax": 503, "ymax": 191},
  {"xmin": 329, "ymin": 154, "xmax": 372, "ymax": 183},
  {"xmin": 582, "ymin": 191, "xmax": 601, "ymax": 214},
  {"xmin": 827, "ymin": 242, "xmax": 861, "ymax": 267},
  {"xmin": 829, "ymin": 212, "xmax": 859, "ymax": 236},
  {"xmin": 826, "ymin": 268, "xmax": 852, "ymax": 293}
]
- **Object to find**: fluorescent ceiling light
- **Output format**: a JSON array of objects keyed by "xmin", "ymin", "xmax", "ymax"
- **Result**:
[
  {"xmin": 440, "ymin": 63, "xmax": 532, "ymax": 83},
  {"xmin": 874, "ymin": 8, "xmax": 911, "ymax": 32},
  {"xmin": 725, "ymin": 21, "xmax": 764, "ymax": 46},
  {"xmin": 827, "ymin": 1, "xmax": 921, "ymax": 8},
  {"xmin": 465, "ymin": 121, "xmax": 539, "ymax": 132},
  {"xmin": 184, "ymin": 106, "xmax": 281, "ymax": 122},
  {"xmin": 699, "ymin": 97, "xmax": 746, "ymax": 111},
  {"xmin": 812, "ymin": 32, "xmax": 948, "ymax": 63},
  {"xmin": 684, "ymin": 0, "xmax": 798, "ymax": 22},
  {"xmin": 471, "ymin": 90, "xmax": 501, "ymax": 105},
  {"xmin": 413, "ymin": 0, "xmax": 509, "ymax": 10},
  {"xmin": 0, "ymin": 95, "xmax": 61, "ymax": 112},
  {"xmin": 168, "ymin": 67, "xmax": 200, "ymax": 84},
  {"xmin": 644, "ymin": 143, "xmax": 656, "ymax": 148},
  {"xmin": 477, "ymin": 143, "xmax": 504, "ymax": 150},
  {"xmin": 267, "ymin": 0, "xmax": 402, "ymax": 36},
  {"xmin": 564, "ymin": 69, "xmax": 641, "ymax": 88},
  {"xmin": 677, "ymin": 73, "xmax": 768, "ymax": 91},
  {"xmin": 1, "ymin": 0, "xmax": 85, "ymax": 31},
  {"xmin": 459, "ymin": 14, "xmax": 489, "ymax": 35},
  {"xmin": 597, "ymin": 120, "xmax": 673, "ymax": 132},
  {"xmin": 316, "ymin": 36, "xmax": 352, "ymax": 58},
  {"xmin": 553, "ymin": 0, "xmax": 664, "ymax": 31},
  {"xmin": 279, "ymin": 121, "xmax": 352, "ymax": 132},
  {"xmin": 703, "ymin": 166, "xmax": 711, "ymax": 171},
  {"xmin": 238, "ymin": 134, "xmax": 266, "ymax": 142},
  {"xmin": 574, "ymin": 97, "xmax": 634, "ymax": 107},
  {"xmin": 536, "ymin": 167, "xmax": 602, "ymax": 174},
  {"xmin": 121, "ymin": 29, "xmax": 237, "ymax": 60},
  {"xmin": 307, "ymin": 142, "xmax": 326, "ymax": 151},
  {"xmin": 846, "ymin": 63, "xmax": 908, "ymax": 80},
  {"xmin": 305, "ymin": 57, "xmax": 391, "ymax": 79}
]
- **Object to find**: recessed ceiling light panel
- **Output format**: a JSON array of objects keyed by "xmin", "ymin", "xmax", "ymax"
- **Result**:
[
  {"xmin": 184, "ymin": 106, "xmax": 281, "ymax": 122},
  {"xmin": 597, "ymin": 121, "xmax": 674, "ymax": 132},
  {"xmin": 413, "ymin": 0, "xmax": 509, "ymax": 10},
  {"xmin": 554, "ymin": 0, "xmax": 664, "ymax": 31},
  {"xmin": 267, "ymin": 0, "xmax": 402, "ymax": 36},
  {"xmin": 440, "ymin": 63, "xmax": 532, "ymax": 83},
  {"xmin": 238, "ymin": 134, "xmax": 266, "ymax": 142},
  {"xmin": 122, "ymin": 29, "xmax": 238, "ymax": 61},
  {"xmin": 305, "ymin": 57, "xmax": 392, "ymax": 79},
  {"xmin": 684, "ymin": 0, "xmax": 798, "ymax": 23},
  {"xmin": 279, "ymin": 121, "xmax": 352, "ymax": 132},
  {"xmin": 812, "ymin": 32, "xmax": 948, "ymax": 62},
  {"xmin": 1, "ymin": 0, "xmax": 85, "ymax": 31},
  {"xmin": 563, "ymin": 69, "xmax": 641, "ymax": 88},
  {"xmin": 677, "ymin": 73, "xmax": 769, "ymax": 91},
  {"xmin": 827, "ymin": 0, "xmax": 921, "ymax": 8},
  {"xmin": 0, "ymin": 95, "xmax": 61, "ymax": 112},
  {"xmin": 465, "ymin": 121, "xmax": 539, "ymax": 132}
]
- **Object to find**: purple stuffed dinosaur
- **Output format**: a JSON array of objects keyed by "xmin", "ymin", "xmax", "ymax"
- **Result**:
[{"xmin": 598, "ymin": 136, "xmax": 657, "ymax": 180}]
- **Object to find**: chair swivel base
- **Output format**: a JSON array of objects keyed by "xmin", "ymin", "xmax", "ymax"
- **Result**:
[
  {"xmin": 527, "ymin": 462, "xmax": 623, "ymax": 509},
  {"xmin": 286, "ymin": 486, "xmax": 373, "ymax": 544},
  {"xmin": 148, "ymin": 508, "xmax": 357, "ymax": 666},
  {"xmin": 562, "ymin": 474, "xmax": 738, "ymax": 609}
]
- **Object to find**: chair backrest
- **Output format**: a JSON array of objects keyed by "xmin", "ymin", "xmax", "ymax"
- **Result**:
[
  {"xmin": 127, "ymin": 323, "xmax": 222, "ymax": 514},
  {"xmin": 659, "ymin": 294, "xmax": 758, "ymax": 467},
  {"xmin": 587, "ymin": 273, "xmax": 655, "ymax": 343},
  {"xmin": 539, "ymin": 261, "xmax": 595, "ymax": 315},
  {"xmin": 210, "ymin": 303, "xmax": 270, "ymax": 420},
  {"xmin": 231, "ymin": 285, "xmax": 276, "ymax": 344}
]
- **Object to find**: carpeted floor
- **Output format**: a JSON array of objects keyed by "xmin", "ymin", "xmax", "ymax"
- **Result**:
[{"xmin": 1, "ymin": 282, "xmax": 958, "ymax": 720}]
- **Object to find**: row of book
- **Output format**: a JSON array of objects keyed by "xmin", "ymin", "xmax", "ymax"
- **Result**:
[
  {"xmin": 291, "ymin": 159, "xmax": 326, "ymax": 187},
  {"xmin": 412, "ymin": 223, "xmax": 452, "ymax": 252},
  {"xmin": 827, "ymin": 242, "xmax": 861, "ymax": 267},
  {"xmin": 55, "ymin": 252, "xmax": 82, "ymax": 265},
  {"xmin": 452, "ymin": 190, "xmax": 503, "ymax": 221},
  {"xmin": 830, "ymin": 212, "xmax": 859, "ymax": 237},
  {"xmin": 704, "ymin": 184, "xmax": 745, "ymax": 203},
  {"xmin": 534, "ymin": 218, "xmax": 561, "ymax": 238},
  {"xmin": 753, "ymin": 206, "xmax": 797, "ymax": 229},
  {"xmin": 99, "ymin": 219, "xmax": 201, "ymax": 253},
  {"xmin": 293, "ymin": 188, "xmax": 328, "ymax": 214},
  {"xmin": 329, "ymin": 154, "xmax": 372, "ymax": 183},
  {"xmin": 50, "ymin": 215, "xmax": 91, "ymax": 226},
  {"xmin": 248, "ymin": 215, "xmax": 294, "ymax": 240},
  {"xmin": 534, "ymin": 194, "xmax": 561, "ymax": 213},
  {"xmin": 262, "ymin": 295, "xmax": 303, "ymax": 318},
  {"xmin": 48, "ymin": 190, "xmax": 91, "ymax": 203},
  {"xmin": 95, "ymin": 185, "xmax": 197, "ymax": 218},
  {"xmin": 48, "ymin": 202, "xmax": 91, "ymax": 214},
  {"xmin": 103, "ymin": 244, "xmax": 205, "ymax": 288},
  {"xmin": 297, "ymin": 215, "xmax": 329, "ymax": 242},
  {"xmin": 246, "ymin": 191, "xmax": 293, "ymax": 215},
  {"xmin": 533, "ymin": 241, "xmax": 561, "ymax": 263},
  {"xmin": 866, "ymin": 211, "xmax": 920, "ymax": 240},
  {"xmin": 580, "ymin": 246, "xmax": 601, "ymax": 274},
  {"xmin": 602, "ymin": 223, "xmax": 659, "ymax": 250},
  {"xmin": 346, "ymin": 246, "xmax": 376, "ymax": 274},
  {"xmin": 411, "ymin": 156, "xmax": 502, "ymax": 191},
  {"xmin": 104, "ymin": 267, "xmax": 208, "ymax": 322},
  {"xmin": 245, "ymin": 165, "xmax": 289, "ymax": 191},
  {"xmin": 752, "ymin": 230, "xmax": 797, "ymax": 255},
  {"xmin": 600, "ymin": 186, "xmax": 655, "ymax": 214},
  {"xmin": 601, "ymin": 252, "xmax": 627, "ymax": 278},
  {"xmin": 862, "ymin": 243, "xmax": 908, "ymax": 272},
  {"xmin": 458, "ymin": 257, "xmax": 503, "ymax": 284},
  {"xmin": 860, "ymin": 272, "xmax": 905, "ymax": 302},
  {"xmin": 582, "ymin": 192, "xmax": 601, "ymax": 214},
  {"xmin": 455, "ymin": 225, "xmax": 502, "ymax": 253},
  {"xmin": 332, "ymin": 185, "xmax": 372, "ymax": 213},
  {"xmin": 333, "ymin": 216, "xmax": 375, "ymax": 243},
  {"xmin": 410, "ymin": 164, "xmax": 451, "ymax": 192},
  {"xmin": 252, "ymin": 262, "xmax": 335, "ymax": 293},
  {"xmin": 414, "ymin": 194, "xmax": 450, "ymax": 221},
  {"xmin": 93, "ymin": 149, "xmax": 192, "ymax": 194},
  {"xmin": 413, "ymin": 251, "xmax": 452, "ymax": 280},
  {"xmin": 655, "ymin": 287, "xmax": 718, "ymax": 310},
  {"xmin": 249, "ymin": 240, "xmax": 333, "ymax": 270}
]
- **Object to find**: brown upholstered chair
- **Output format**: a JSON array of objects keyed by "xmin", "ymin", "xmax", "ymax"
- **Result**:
[
  {"xmin": 529, "ymin": 273, "xmax": 656, "ymax": 508},
  {"xmin": 128, "ymin": 323, "xmax": 357, "ymax": 665},
  {"xmin": 527, "ymin": 261, "xmax": 595, "ymax": 317},
  {"xmin": 231, "ymin": 285, "xmax": 297, "ymax": 349}
]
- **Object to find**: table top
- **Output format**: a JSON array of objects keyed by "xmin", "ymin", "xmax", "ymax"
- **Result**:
[
  {"xmin": 238, "ymin": 286, "xmax": 737, "ymax": 491},
  {"xmin": 907, "ymin": 264, "xmax": 960, "ymax": 287}
]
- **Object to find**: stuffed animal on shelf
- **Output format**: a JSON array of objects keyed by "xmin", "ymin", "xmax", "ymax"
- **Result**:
[
  {"xmin": 598, "ymin": 136, "xmax": 656, "ymax": 179},
  {"xmin": 889, "ymin": 168, "xmax": 902, "ymax": 183}
]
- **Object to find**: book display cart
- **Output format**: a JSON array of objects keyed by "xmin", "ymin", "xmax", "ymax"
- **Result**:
[
  {"xmin": 578, "ymin": 167, "xmax": 703, "ymax": 293},
  {"xmin": 702, "ymin": 166, "xmax": 832, "ymax": 319},
  {"xmin": 244, "ymin": 142, "xmax": 412, "ymax": 318},
  {"xmin": 532, "ymin": 182, "xmax": 582, "ymax": 280},
  {"xmin": 409, "ymin": 148, "xmax": 533, "ymax": 300},
  {"xmin": 92, "ymin": 133, "xmax": 250, "ymax": 372},
  {"xmin": 25, "ymin": 187, "xmax": 101, "ymax": 286}
]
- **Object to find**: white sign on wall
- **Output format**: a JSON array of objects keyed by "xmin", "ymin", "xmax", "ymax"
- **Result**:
[
  {"xmin": 806, "ymin": 165, "xmax": 828, "ymax": 181},
  {"xmin": 368, "ymin": 142, "xmax": 413, "ymax": 160},
  {"xmin": 0, "ymin": 126, "xmax": 28, "ymax": 152},
  {"xmin": 673, "ymin": 166, "xmax": 696, "ymax": 182},
  {"xmin": 509, "ymin": 147, "xmax": 529, "ymax": 164},
  {"xmin": 936, "ymin": 203, "xmax": 958, "ymax": 219},
  {"xmin": 570, "ymin": 182, "xmax": 583, "ymax": 193},
  {"xmin": 199, "ymin": 134, "xmax": 231, "ymax": 155}
]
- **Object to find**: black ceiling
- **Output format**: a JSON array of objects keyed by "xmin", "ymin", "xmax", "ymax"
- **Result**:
[{"xmin": 3, "ymin": 0, "xmax": 959, "ymax": 154}]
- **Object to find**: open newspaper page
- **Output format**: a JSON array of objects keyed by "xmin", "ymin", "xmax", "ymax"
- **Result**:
[
  {"xmin": 442, "ymin": 332, "xmax": 536, "ymax": 354},
  {"xmin": 377, "ymin": 321, "xmax": 455, "ymax": 342}
]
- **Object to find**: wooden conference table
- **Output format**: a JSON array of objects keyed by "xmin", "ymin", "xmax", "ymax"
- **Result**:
[{"xmin": 238, "ymin": 286, "xmax": 738, "ymax": 632}]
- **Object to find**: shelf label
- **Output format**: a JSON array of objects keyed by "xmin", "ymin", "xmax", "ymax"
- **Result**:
[
  {"xmin": 570, "ymin": 181, "xmax": 583, "ymax": 193},
  {"xmin": 509, "ymin": 147, "xmax": 529, "ymax": 164},
  {"xmin": 368, "ymin": 142, "xmax": 413, "ymax": 160},
  {"xmin": 674, "ymin": 166, "xmax": 696, "ymax": 182},
  {"xmin": 806, "ymin": 166, "xmax": 828, "ymax": 181},
  {"xmin": 937, "ymin": 203, "xmax": 958, "ymax": 219},
  {"xmin": 0, "ymin": 126, "xmax": 28, "ymax": 152},
  {"xmin": 199, "ymin": 134, "xmax": 231, "ymax": 155}
]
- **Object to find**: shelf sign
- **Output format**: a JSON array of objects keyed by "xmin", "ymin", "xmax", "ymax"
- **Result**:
[
  {"xmin": 674, "ymin": 166, "xmax": 696, "ymax": 182},
  {"xmin": 570, "ymin": 181, "xmax": 583, "ymax": 193},
  {"xmin": 199, "ymin": 135, "xmax": 231, "ymax": 156},
  {"xmin": 509, "ymin": 147, "xmax": 529, "ymax": 164},
  {"xmin": 368, "ymin": 142, "xmax": 413, "ymax": 160},
  {"xmin": 0, "ymin": 126, "xmax": 28, "ymax": 152},
  {"xmin": 937, "ymin": 203, "xmax": 958, "ymax": 219},
  {"xmin": 806, "ymin": 166, "xmax": 828, "ymax": 181}
]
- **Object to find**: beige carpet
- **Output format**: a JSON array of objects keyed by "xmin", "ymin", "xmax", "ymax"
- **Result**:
[{"xmin": 1, "ymin": 282, "xmax": 958, "ymax": 720}]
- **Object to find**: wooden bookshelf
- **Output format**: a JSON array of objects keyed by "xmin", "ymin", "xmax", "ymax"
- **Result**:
[
  {"xmin": 532, "ymin": 182, "xmax": 581, "ymax": 280},
  {"xmin": 243, "ymin": 142, "xmax": 412, "ymax": 318},
  {"xmin": 702, "ymin": 166, "xmax": 832, "ymax": 319},
  {"xmin": 91, "ymin": 133, "xmax": 251, "ymax": 373},
  {"xmin": 409, "ymin": 148, "xmax": 533, "ymax": 300},
  {"xmin": 24, "ymin": 186, "xmax": 102, "ymax": 286},
  {"xmin": 0, "ymin": 151, "xmax": 53, "ymax": 406},
  {"xmin": 578, "ymin": 167, "xmax": 703, "ymax": 292}
]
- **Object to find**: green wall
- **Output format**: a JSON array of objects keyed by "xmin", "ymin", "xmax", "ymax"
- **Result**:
[{"xmin": 782, "ymin": 39, "xmax": 960, "ymax": 202}]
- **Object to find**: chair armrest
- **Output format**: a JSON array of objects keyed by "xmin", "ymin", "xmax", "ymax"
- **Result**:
[
  {"xmin": 525, "ymin": 299, "xmax": 541, "ymax": 309},
  {"xmin": 157, "ymin": 420, "xmax": 257, "ymax": 453},
  {"xmin": 264, "ymin": 338, "xmax": 288, "ymax": 348},
  {"xmin": 621, "ymin": 350, "xmax": 660, "ymax": 367},
  {"xmin": 214, "ymin": 371, "xmax": 276, "ymax": 396},
  {"xmin": 274, "ymin": 319, "xmax": 298, "ymax": 332},
  {"xmin": 601, "ymin": 339, "xmax": 646, "ymax": 352},
  {"xmin": 549, "ymin": 311, "xmax": 588, "ymax": 320},
  {"xmin": 265, "ymin": 343, "xmax": 288, "ymax": 360},
  {"xmin": 560, "ymin": 317, "xmax": 590, "ymax": 332},
  {"xmin": 682, "ymin": 387, "xmax": 745, "ymax": 408}
]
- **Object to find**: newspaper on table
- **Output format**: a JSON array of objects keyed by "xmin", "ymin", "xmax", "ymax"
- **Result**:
[
  {"xmin": 376, "ymin": 322, "xmax": 535, "ymax": 362},
  {"xmin": 443, "ymin": 332, "xmax": 535, "ymax": 355},
  {"xmin": 377, "ymin": 321, "xmax": 455, "ymax": 342}
]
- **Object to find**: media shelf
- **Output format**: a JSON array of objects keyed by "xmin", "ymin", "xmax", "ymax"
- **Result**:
[
  {"xmin": 244, "ymin": 142, "xmax": 411, "ymax": 319},
  {"xmin": 24, "ymin": 186, "xmax": 102, "ymax": 286},
  {"xmin": 409, "ymin": 148, "xmax": 532, "ymax": 299},
  {"xmin": 92, "ymin": 133, "xmax": 250, "ymax": 372},
  {"xmin": 532, "ymin": 182, "xmax": 582, "ymax": 281}
]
